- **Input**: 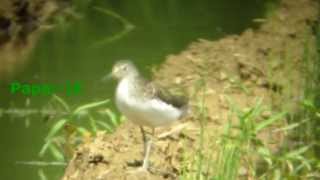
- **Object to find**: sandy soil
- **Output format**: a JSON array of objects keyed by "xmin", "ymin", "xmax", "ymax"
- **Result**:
[{"xmin": 62, "ymin": 0, "xmax": 319, "ymax": 179}]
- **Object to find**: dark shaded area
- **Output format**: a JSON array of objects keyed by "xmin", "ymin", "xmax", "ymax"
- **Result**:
[{"xmin": 0, "ymin": 16, "xmax": 11, "ymax": 45}]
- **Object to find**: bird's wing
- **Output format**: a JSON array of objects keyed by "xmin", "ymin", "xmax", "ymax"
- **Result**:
[
  {"xmin": 135, "ymin": 76, "xmax": 188, "ymax": 108},
  {"xmin": 147, "ymin": 82, "xmax": 188, "ymax": 109}
]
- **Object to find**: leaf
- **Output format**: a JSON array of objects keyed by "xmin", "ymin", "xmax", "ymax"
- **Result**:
[
  {"xmin": 76, "ymin": 127, "xmax": 89, "ymax": 135},
  {"xmin": 49, "ymin": 144, "xmax": 65, "ymax": 162},
  {"xmin": 255, "ymin": 111, "xmax": 287, "ymax": 133},
  {"xmin": 45, "ymin": 119, "xmax": 68, "ymax": 140},
  {"xmin": 238, "ymin": 98, "xmax": 263, "ymax": 132},
  {"xmin": 89, "ymin": 116, "xmax": 97, "ymax": 133},
  {"xmin": 257, "ymin": 147, "xmax": 272, "ymax": 166},
  {"xmin": 38, "ymin": 169, "xmax": 48, "ymax": 180},
  {"xmin": 96, "ymin": 120, "xmax": 113, "ymax": 132},
  {"xmin": 39, "ymin": 119, "xmax": 67, "ymax": 157},
  {"xmin": 73, "ymin": 99, "xmax": 109, "ymax": 115},
  {"xmin": 273, "ymin": 122, "xmax": 300, "ymax": 132},
  {"xmin": 241, "ymin": 98, "xmax": 263, "ymax": 121},
  {"xmin": 39, "ymin": 139, "xmax": 52, "ymax": 157},
  {"xmin": 273, "ymin": 169, "xmax": 281, "ymax": 180},
  {"xmin": 286, "ymin": 160, "xmax": 294, "ymax": 172},
  {"xmin": 296, "ymin": 157, "xmax": 312, "ymax": 172},
  {"xmin": 285, "ymin": 146, "xmax": 311, "ymax": 159},
  {"xmin": 240, "ymin": 108, "xmax": 255, "ymax": 125},
  {"xmin": 104, "ymin": 109, "xmax": 119, "ymax": 127},
  {"xmin": 52, "ymin": 95, "xmax": 70, "ymax": 112},
  {"xmin": 302, "ymin": 99, "xmax": 316, "ymax": 111}
]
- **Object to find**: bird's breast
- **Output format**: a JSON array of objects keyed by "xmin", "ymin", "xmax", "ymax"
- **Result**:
[{"xmin": 115, "ymin": 79, "xmax": 133, "ymax": 109}]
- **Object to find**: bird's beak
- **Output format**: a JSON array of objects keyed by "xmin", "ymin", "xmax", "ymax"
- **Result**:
[{"xmin": 101, "ymin": 72, "xmax": 112, "ymax": 82}]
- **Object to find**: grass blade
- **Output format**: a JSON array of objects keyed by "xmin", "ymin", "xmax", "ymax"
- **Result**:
[
  {"xmin": 73, "ymin": 99, "xmax": 109, "ymax": 115},
  {"xmin": 39, "ymin": 139, "xmax": 52, "ymax": 157},
  {"xmin": 285, "ymin": 146, "xmax": 311, "ymax": 159},
  {"xmin": 89, "ymin": 116, "xmax": 97, "ymax": 133},
  {"xmin": 45, "ymin": 119, "xmax": 68, "ymax": 140},
  {"xmin": 104, "ymin": 108, "xmax": 119, "ymax": 127},
  {"xmin": 255, "ymin": 111, "xmax": 287, "ymax": 133},
  {"xmin": 39, "ymin": 119, "xmax": 67, "ymax": 156},
  {"xmin": 49, "ymin": 144, "xmax": 65, "ymax": 162},
  {"xmin": 96, "ymin": 120, "xmax": 113, "ymax": 132},
  {"xmin": 76, "ymin": 126, "xmax": 89, "ymax": 135},
  {"xmin": 38, "ymin": 169, "xmax": 47, "ymax": 180},
  {"xmin": 52, "ymin": 95, "xmax": 70, "ymax": 112}
]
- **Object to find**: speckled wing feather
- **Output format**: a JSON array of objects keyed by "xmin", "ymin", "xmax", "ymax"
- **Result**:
[
  {"xmin": 135, "ymin": 76, "xmax": 188, "ymax": 109},
  {"xmin": 157, "ymin": 87, "xmax": 188, "ymax": 109},
  {"xmin": 148, "ymin": 84, "xmax": 188, "ymax": 109}
]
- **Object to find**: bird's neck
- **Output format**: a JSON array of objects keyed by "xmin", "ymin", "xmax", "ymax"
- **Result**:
[{"xmin": 120, "ymin": 73, "xmax": 139, "ymax": 84}]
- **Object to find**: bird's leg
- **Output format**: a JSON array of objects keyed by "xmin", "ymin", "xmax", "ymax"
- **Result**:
[
  {"xmin": 142, "ymin": 137, "xmax": 152, "ymax": 170},
  {"xmin": 140, "ymin": 126, "xmax": 147, "ymax": 156},
  {"xmin": 126, "ymin": 126, "xmax": 150, "ymax": 174},
  {"xmin": 141, "ymin": 128, "xmax": 155, "ymax": 170}
]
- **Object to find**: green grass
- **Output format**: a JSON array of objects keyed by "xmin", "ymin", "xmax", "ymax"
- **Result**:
[
  {"xmin": 180, "ymin": 78, "xmax": 210, "ymax": 180},
  {"xmin": 39, "ymin": 95, "xmax": 122, "ymax": 160},
  {"xmin": 179, "ymin": 79, "xmax": 287, "ymax": 180},
  {"xmin": 13, "ymin": 95, "xmax": 122, "ymax": 180},
  {"xmin": 214, "ymin": 98, "xmax": 286, "ymax": 180}
]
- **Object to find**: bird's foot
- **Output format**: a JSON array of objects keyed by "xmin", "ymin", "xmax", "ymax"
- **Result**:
[
  {"xmin": 157, "ymin": 122, "xmax": 189, "ymax": 139},
  {"xmin": 126, "ymin": 166, "xmax": 149, "ymax": 174}
]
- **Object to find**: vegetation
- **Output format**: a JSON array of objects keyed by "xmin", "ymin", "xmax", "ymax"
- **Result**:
[
  {"xmin": 179, "ymin": 79, "xmax": 286, "ymax": 179},
  {"xmin": 179, "ymin": 25, "xmax": 320, "ymax": 180},
  {"xmin": 38, "ymin": 95, "xmax": 121, "ymax": 159},
  {"xmin": 13, "ymin": 95, "xmax": 122, "ymax": 180}
]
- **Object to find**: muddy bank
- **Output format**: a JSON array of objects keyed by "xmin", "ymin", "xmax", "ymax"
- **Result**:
[{"xmin": 62, "ymin": 0, "xmax": 319, "ymax": 179}]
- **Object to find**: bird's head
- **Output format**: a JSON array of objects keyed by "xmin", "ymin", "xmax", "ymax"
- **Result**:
[{"xmin": 110, "ymin": 60, "xmax": 139, "ymax": 80}]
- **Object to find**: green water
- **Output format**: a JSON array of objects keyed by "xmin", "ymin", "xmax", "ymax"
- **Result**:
[{"xmin": 0, "ymin": 0, "xmax": 270, "ymax": 179}]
